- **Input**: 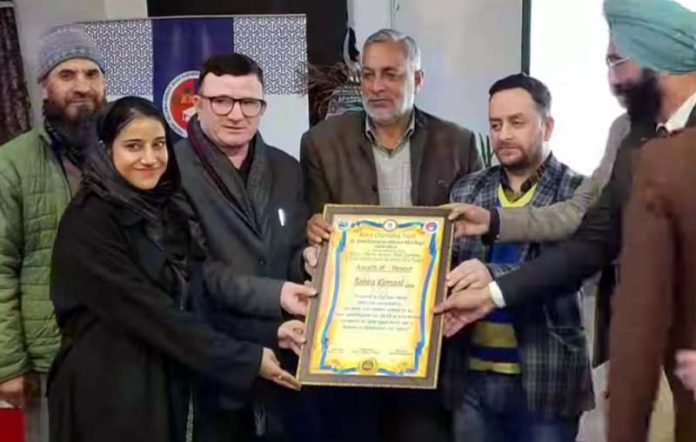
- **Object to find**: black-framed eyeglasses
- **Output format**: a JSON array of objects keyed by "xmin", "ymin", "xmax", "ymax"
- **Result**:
[{"xmin": 199, "ymin": 94, "xmax": 267, "ymax": 117}]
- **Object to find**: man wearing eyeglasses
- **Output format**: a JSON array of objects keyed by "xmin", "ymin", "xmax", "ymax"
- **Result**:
[{"xmin": 174, "ymin": 53, "xmax": 311, "ymax": 442}]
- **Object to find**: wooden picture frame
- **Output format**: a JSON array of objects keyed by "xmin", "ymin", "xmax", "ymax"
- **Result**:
[{"xmin": 297, "ymin": 205, "xmax": 453, "ymax": 389}]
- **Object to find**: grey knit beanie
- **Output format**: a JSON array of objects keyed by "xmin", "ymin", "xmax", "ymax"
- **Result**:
[{"xmin": 37, "ymin": 27, "xmax": 104, "ymax": 81}]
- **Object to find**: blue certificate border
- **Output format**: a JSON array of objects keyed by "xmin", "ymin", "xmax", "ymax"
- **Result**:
[{"xmin": 318, "ymin": 220, "xmax": 439, "ymax": 376}]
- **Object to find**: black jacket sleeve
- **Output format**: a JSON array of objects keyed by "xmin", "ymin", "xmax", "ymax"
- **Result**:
[
  {"xmin": 287, "ymin": 159, "xmax": 310, "ymax": 283},
  {"xmin": 51, "ymin": 202, "xmax": 264, "ymax": 393},
  {"xmin": 203, "ymin": 263, "xmax": 284, "ymax": 319},
  {"xmin": 206, "ymin": 314, "xmax": 280, "ymax": 350}
]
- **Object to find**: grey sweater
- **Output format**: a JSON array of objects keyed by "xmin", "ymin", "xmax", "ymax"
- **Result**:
[{"xmin": 496, "ymin": 114, "xmax": 630, "ymax": 243}]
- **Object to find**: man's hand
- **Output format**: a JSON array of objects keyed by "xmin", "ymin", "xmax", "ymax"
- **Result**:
[
  {"xmin": 0, "ymin": 375, "xmax": 28, "ymax": 409},
  {"xmin": 280, "ymin": 282, "xmax": 317, "ymax": 316},
  {"xmin": 303, "ymin": 246, "xmax": 320, "ymax": 278},
  {"xmin": 259, "ymin": 348, "xmax": 301, "ymax": 391},
  {"xmin": 602, "ymin": 363, "xmax": 610, "ymax": 401},
  {"xmin": 441, "ymin": 203, "xmax": 492, "ymax": 238},
  {"xmin": 433, "ymin": 286, "xmax": 495, "ymax": 337},
  {"xmin": 307, "ymin": 214, "xmax": 332, "ymax": 246},
  {"xmin": 676, "ymin": 350, "xmax": 696, "ymax": 400},
  {"xmin": 278, "ymin": 319, "xmax": 306, "ymax": 356},
  {"xmin": 446, "ymin": 259, "xmax": 493, "ymax": 292}
]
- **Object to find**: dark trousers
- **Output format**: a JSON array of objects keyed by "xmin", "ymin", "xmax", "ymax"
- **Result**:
[
  {"xmin": 192, "ymin": 391, "xmax": 255, "ymax": 442},
  {"xmin": 452, "ymin": 372, "xmax": 578, "ymax": 442},
  {"xmin": 289, "ymin": 387, "xmax": 451, "ymax": 442},
  {"xmin": 193, "ymin": 385, "xmax": 310, "ymax": 442}
]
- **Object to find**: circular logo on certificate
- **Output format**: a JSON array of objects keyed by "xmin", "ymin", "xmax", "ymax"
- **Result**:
[
  {"xmin": 163, "ymin": 70, "xmax": 199, "ymax": 137},
  {"xmin": 336, "ymin": 219, "xmax": 352, "ymax": 231},
  {"xmin": 424, "ymin": 221, "xmax": 439, "ymax": 233},
  {"xmin": 358, "ymin": 358, "xmax": 379, "ymax": 375},
  {"xmin": 383, "ymin": 219, "xmax": 398, "ymax": 231}
]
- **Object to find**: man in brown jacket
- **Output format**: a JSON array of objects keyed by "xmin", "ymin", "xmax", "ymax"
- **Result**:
[
  {"xmin": 609, "ymin": 128, "xmax": 696, "ymax": 442},
  {"xmin": 301, "ymin": 28, "xmax": 481, "ymax": 243},
  {"xmin": 605, "ymin": 0, "xmax": 696, "ymax": 440},
  {"xmin": 299, "ymin": 28, "xmax": 480, "ymax": 442}
]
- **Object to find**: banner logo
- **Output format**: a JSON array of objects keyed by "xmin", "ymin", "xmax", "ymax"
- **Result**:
[{"xmin": 162, "ymin": 70, "xmax": 199, "ymax": 137}]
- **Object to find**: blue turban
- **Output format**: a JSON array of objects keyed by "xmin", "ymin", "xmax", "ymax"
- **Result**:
[{"xmin": 605, "ymin": 0, "xmax": 696, "ymax": 73}]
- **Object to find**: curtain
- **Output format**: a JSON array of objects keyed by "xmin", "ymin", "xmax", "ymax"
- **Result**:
[{"xmin": 0, "ymin": 6, "xmax": 31, "ymax": 146}]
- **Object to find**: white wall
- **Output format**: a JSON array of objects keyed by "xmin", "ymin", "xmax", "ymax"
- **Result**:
[
  {"xmin": 348, "ymin": 0, "xmax": 393, "ymax": 50},
  {"xmin": 395, "ymin": 0, "xmax": 523, "ymax": 134},
  {"xmin": 530, "ymin": 0, "xmax": 622, "ymax": 175},
  {"xmin": 104, "ymin": 0, "xmax": 148, "ymax": 20},
  {"xmin": 348, "ymin": 0, "xmax": 524, "ymax": 135}
]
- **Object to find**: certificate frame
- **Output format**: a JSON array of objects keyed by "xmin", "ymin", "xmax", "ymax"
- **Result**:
[{"xmin": 296, "ymin": 205, "xmax": 454, "ymax": 389}]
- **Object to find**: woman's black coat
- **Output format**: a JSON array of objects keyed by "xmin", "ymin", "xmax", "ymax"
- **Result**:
[{"xmin": 48, "ymin": 192, "xmax": 282, "ymax": 442}]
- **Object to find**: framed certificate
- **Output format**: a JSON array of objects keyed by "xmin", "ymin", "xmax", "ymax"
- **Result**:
[{"xmin": 297, "ymin": 205, "xmax": 454, "ymax": 389}]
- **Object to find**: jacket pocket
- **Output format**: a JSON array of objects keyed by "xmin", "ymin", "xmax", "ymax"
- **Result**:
[
  {"xmin": 547, "ymin": 326, "xmax": 586, "ymax": 353},
  {"xmin": 543, "ymin": 296, "xmax": 586, "ymax": 352}
]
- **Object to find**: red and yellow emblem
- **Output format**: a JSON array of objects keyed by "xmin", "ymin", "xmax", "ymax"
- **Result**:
[{"xmin": 162, "ymin": 70, "xmax": 199, "ymax": 137}]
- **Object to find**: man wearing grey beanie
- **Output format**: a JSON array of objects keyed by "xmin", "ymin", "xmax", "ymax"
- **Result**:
[{"xmin": 0, "ymin": 26, "xmax": 106, "ymax": 442}]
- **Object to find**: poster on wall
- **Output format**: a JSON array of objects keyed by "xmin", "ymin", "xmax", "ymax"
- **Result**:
[{"xmin": 66, "ymin": 15, "xmax": 308, "ymax": 158}]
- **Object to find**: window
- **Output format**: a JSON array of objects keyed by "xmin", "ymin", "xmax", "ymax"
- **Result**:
[{"xmin": 530, "ymin": 0, "xmax": 622, "ymax": 175}]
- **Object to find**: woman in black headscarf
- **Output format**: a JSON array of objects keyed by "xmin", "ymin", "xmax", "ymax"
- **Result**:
[{"xmin": 47, "ymin": 97, "xmax": 305, "ymax": 442}]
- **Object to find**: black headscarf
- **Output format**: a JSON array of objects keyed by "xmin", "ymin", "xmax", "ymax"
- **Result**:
[{"xmin": 81, "ymin": 97, "xmax": 181, "ymax": 224}]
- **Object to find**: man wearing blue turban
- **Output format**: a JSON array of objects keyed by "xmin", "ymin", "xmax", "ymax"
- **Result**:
[
  {"xmin": 605, "ymin": 1, "xmax": 696, "ymax": 441},
  {"xmin": 605, "ymin": 0, "xmax": 696, "ymax": 74}
]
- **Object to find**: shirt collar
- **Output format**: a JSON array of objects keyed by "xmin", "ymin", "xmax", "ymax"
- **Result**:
[
  {"xmin": 38, "ymin": 125, "xmax": 51, "ymax": 145},
  {"xmin": 658, "ymin": 91, "xmax": 696, "ymax": 134},
  {"xmin": 237, "ymin": 137, "xmax": 256, "ymax": 174},
  {"xmin": 499, "ymin": 155, "xmax": 549, "ymax": 202},
  {"xmin": 365, "ymin": 111, "xmax": 416, "ymax": 146}
]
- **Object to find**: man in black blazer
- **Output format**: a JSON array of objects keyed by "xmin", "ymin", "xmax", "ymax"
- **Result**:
[{"xmin": 175, "ymin": 54, "xmax": 312, "ymax": 442}]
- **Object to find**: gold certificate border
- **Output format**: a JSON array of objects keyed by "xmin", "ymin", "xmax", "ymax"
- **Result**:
[{"xmin": 296, "ymin": 205, "xmax": 453, "ymax": 389}]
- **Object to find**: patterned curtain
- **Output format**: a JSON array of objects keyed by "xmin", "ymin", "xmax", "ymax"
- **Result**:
[{"xmin": 0, "ymin": 6, "xmax": 31, "ymax": 145}]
